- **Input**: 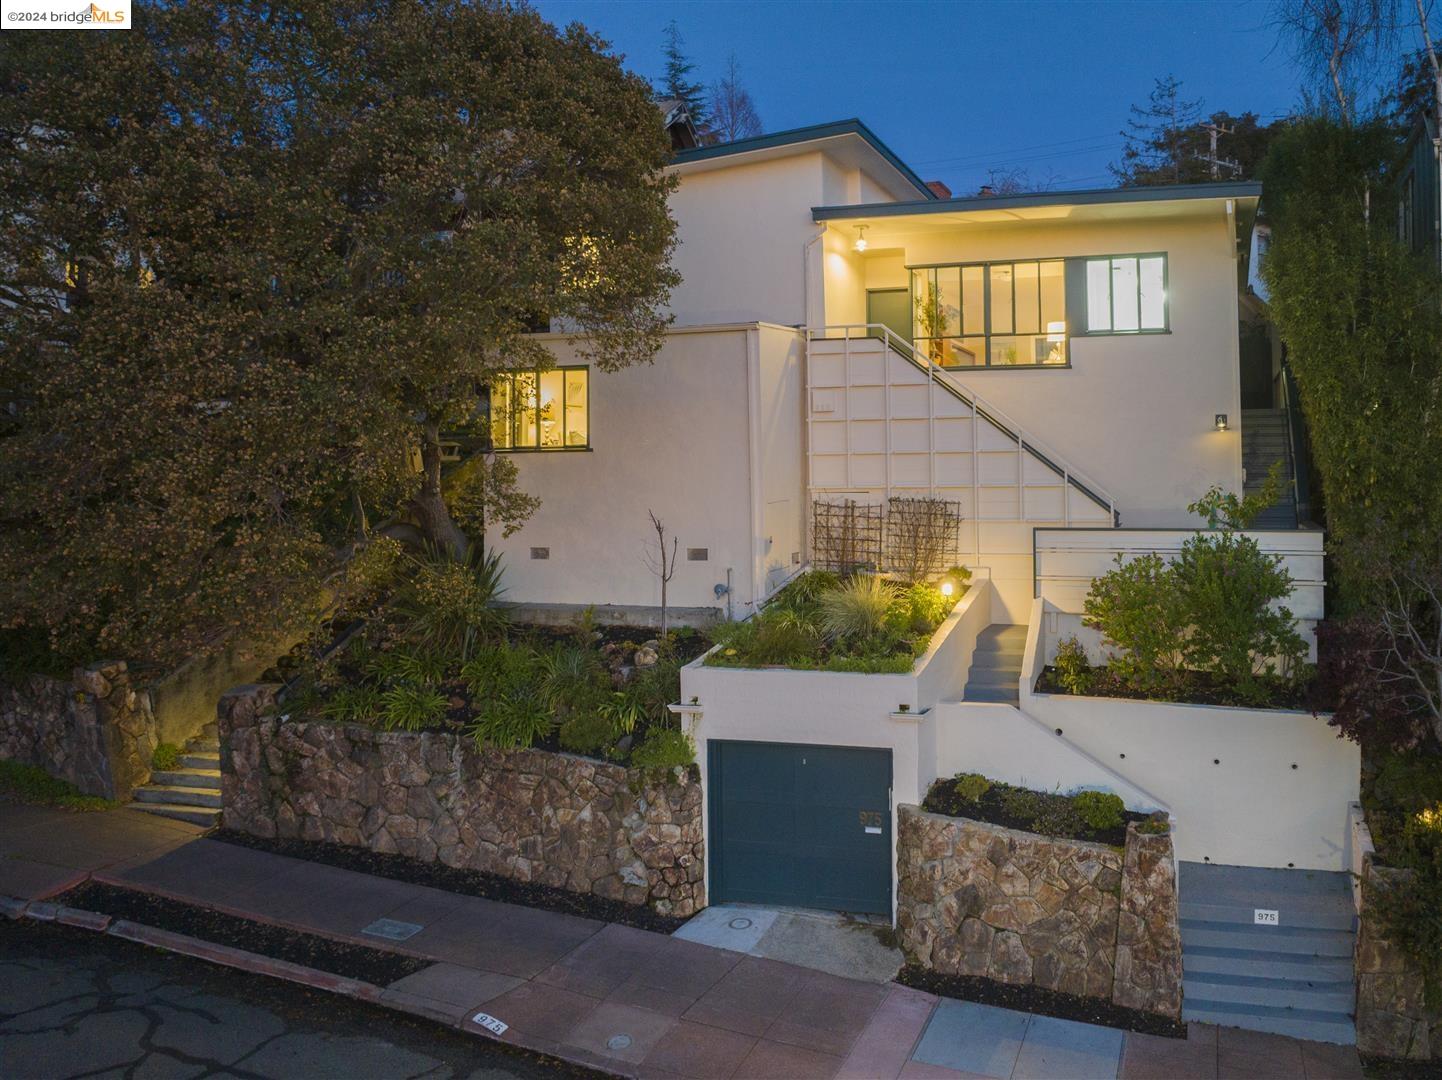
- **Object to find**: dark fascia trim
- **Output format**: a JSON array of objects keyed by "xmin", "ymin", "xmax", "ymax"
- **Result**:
[
  {"xmin": 812, "ymin": 180, "xmax": 1262, "ymax": 221},
  {"xmin": 672, "ymin": 119, "xmax": 937, "ymax": 201}
]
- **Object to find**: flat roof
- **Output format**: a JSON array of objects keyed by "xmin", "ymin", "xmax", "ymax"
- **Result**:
[
  {"xmin": 812, "ymin": 180, "xmax": 1260, "ymax": 220},
  {"xmin": 672, "ymin": 119, "xmax": 937, "ymax": 201}
]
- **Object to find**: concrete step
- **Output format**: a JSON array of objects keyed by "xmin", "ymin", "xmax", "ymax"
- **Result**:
[
  {"xmin": 187, "ymin": 737, "xmax": 220, "ymax": 753},
  {"xmin": 127, "ymin": 803, "xmax": 221, "ymax": 828},
  {"xmin": 1182, "ymin": 945, "xmax": 1354, "ymax": 982},
  {"xmin": 962, "ymin": 685, "xmax": 1020, "ymax": 705},
  {"xmin": 1178, "ymin": 864, "xmax": 1355, "ymax": 931},
  {"xmin": 976, "ymin": 624, "xmax": 1027, "ymax": 646},
  {"xmin": 1179, "ymin": 903, "xmax": 1355, "ymax": 934},
  {"xmin": 970, "ymin": 646, "xmax": 1025, "ymax": 667},
  {"xmin": 966, "ymin": 667, "xmax": 1021, "ymax": 689},
  {"xmin": 1180, "ymin": 919, "xmax": 1355, "ymax": 957},
  {"xmin": 1183, "ymin": 972, "xmax": 1355, "ymax": 1013},
  {"xmin": 133, "ymin": 785, "xmax": 221, "ymax": 809},
  {"xmin": 179, "ymin": 752, "xmax": 220, "ymax": 771},
  {"xmin": 1182, "ymin": 999, "xmax": 1355, "ymax": 1046},
  {"xmin": 147, "ymin": 767, "xmax": 221, "ymax": 790}
]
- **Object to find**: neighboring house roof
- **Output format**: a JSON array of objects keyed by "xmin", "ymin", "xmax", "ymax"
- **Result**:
[
  {"xmin": 811, "ymin": 180, "xmax": 1261, "ymax": 220},
  {"xmin": 656, "ymin": 98, "xmax": 699, "ymax": 151},
  {"xmin": 670, "ymin": 118, "xmax": 937, "ymax": 202}
]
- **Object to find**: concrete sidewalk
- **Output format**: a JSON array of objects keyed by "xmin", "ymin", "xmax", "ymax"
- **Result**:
[{"xmin": 1, "ymin": 805, "xmax": 1365, "ymax": 1080}]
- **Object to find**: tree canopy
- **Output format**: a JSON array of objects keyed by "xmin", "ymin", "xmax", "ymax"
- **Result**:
[
  {"xmin": 0, "ymin": 0, "xmax": 678, "ymax": 670},
  {"xmin": 658, "ymin": 20, "xmax": 709, "ymax": 132},
  {"xmin": 1111, "ymin": 75, "xmax": 1280, "ymax": 186}
]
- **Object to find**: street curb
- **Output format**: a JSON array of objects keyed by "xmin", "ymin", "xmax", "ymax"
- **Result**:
[
  {"xmin": 1, "ymin": 894, "xmax": 29, "ymax": 920},
  {"xmin": 106, "ymin": 918, "xmax": 384, "ymax": 1004}
]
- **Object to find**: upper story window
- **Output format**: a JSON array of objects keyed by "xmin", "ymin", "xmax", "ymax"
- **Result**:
[
  {"xmin": 490, "ymin": 367, "xmax": 589, "ymax": 450},
  {"xmin": 911, "ymin": 259, "xmax": 1068, "ymax": 367},
  {"xmin": 1084, "ymin": 254, "xmax": 1167, "ymax": 333}
]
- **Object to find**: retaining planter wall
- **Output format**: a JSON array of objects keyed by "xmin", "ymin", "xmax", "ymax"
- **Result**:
[
  {"xmin": 219, "ymin": 684, "xmax": 705, "ymax": 915},
  {"xmin": 1356, "ymin": 855, "xmax": 1442, "ymax": 1060},
  {"xmin": 0, "ymin": 662, "xmax": 157, "ymax": 800},
  {"xmin": 897, "ymin": 804, "xmax": 1181, "ymax": 1019}
]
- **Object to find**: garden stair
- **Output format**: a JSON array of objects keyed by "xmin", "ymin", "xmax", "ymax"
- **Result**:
[
  {"xmin": 1241, "ymin": 409, "xmax": 1298, "ymax": 528},
  {"xmin": 1179, "ymin": 861, "xmax": 1356, "ymax": 1045},
  {"xmin": 961, "ymin": 624, "xmax": 1027, "ymax": 705},
  {"xmin": 127, "ymin": 727, "xmax": 222, "ymax": 828}
]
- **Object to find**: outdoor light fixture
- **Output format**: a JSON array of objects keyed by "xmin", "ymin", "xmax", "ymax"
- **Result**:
[
  {"xmin": 853, "ymin": 225, "xmax": 868, "ymax": 253},
  {"xmin": 1215, "ymin": 413, "xmax": 1229, "ymax": 432},
  {"xmin": 940, "ymin": 581, "xmax": 955, "ymax": 597}
]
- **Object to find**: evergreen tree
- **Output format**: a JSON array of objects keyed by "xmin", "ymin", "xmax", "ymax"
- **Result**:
[
  {"xmin": 658, "ymin": 20, "xmax": 708, "ymax": 130},
  {"xmin": 1111, "ymin": 75, "xmax": 1204, "ymax": 185}
]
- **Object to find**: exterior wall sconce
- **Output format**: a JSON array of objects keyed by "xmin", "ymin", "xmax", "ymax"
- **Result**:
[
  {"xmin": 1214, "ymin": 413, "xmax": 1229, "ymax": 432},
  {"xmin": 853, "ymin": 225, "xmax": 868, "ymax": 253}
]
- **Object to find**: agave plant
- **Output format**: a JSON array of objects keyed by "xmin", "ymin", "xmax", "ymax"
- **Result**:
[{"xmin": 818, "ymin": 575, "xmax": 897, "ymax": 643}]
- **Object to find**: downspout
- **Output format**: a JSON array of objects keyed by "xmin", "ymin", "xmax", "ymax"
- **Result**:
[
  {"xmin": 802, "ymin": 224, "xmax": 825, "ymax": 328},
  {"xmin": 744, "ymin": 326, "xmax": 766, "ymax": 616}
]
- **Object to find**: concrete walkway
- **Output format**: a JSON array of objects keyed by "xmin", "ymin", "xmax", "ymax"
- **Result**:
[{"xmin": 0, "ymin": 805, "xmax": 1366, "ymax": 1080}]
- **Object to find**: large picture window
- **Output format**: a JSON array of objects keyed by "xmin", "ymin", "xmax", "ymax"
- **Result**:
[
  {"xmin": 1084, "ymin": 254, "xmax": 1167, "ymax": 333},
  {"xmin": 490, "ymin": 367, "xmax": 589, "ymax": 450},
  {"xmin": 911, "ymin": 259, "xmax": 1067, "ymax": 367}
]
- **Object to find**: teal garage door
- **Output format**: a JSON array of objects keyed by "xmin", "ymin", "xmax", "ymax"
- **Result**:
[{"xmin": 708, "ymin": 740, "xmax": 892, "ymax": 915}]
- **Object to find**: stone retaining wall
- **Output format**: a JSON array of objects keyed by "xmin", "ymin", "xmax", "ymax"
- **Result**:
[
  {"xmin": 897, "ymin": 805, "xmax": 1181, "ymax": 1018},
  {"xmin": 1356, "ymin": 856, "xmax": 1442, "ymax": 1060},
  {"xmin": 0, "ymin": 662, "xmax": 157, "ymax": 800},
  {"xmin": 219, "ymin": 684, "xmax": 705, "ymax": 915}
]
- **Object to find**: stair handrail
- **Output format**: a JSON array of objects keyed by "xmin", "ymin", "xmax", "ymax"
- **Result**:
[{"xmin": 807, "ymin": 323, "xmax": 1119, "ymax": 524}]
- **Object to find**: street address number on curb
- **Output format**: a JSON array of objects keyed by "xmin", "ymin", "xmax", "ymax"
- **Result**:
[
  {"xmin": 472, "ymin": 1013, "xmax": 508, "ymax": 1035},
  {"xmin": 1254, "ymin": 908, "xmax": 1279, "ymax": 926}
]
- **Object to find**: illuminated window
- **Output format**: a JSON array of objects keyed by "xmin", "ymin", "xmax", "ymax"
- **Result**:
[
  {"xmin": 911, "ymin": 258, "xmax": 1068, "ymax": 367},
  {"xmin": 490, "ymin": 367, "xmax": 588, "ymax": 450},
  {"xmin": 1085, "ymin": 254, "xmax": 1167, "ymax": 333}
]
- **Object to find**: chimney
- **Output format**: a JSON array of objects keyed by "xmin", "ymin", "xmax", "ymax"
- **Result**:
[
  {"xmin": 978, "ymin": 184, "xmax": 996, "ymax": 197},
  {"xmin": 926, "ymin": 180, "xmax": 952, "ymax": 199}
]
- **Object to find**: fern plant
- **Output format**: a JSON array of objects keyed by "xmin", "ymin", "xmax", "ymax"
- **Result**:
[{"xmin": 468, "ymin": 694, "xmax": 553, "ymax": 750}]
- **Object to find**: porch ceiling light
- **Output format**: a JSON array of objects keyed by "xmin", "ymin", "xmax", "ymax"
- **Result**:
[
  {"xmin": 1215, "ymin": 413, "xmax": 1229, "ymax": 432},
  {"xmin": 853, "ymin": 225, "xmax": 868, "ymax": 253}
]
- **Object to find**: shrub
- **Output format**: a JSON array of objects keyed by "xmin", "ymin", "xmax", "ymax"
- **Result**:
[
  {"xmin": 340, "ymin": 536, "xmax": 405, "ymax": 612},
  {"xmin": 321, "ymin": 684, "xmax": 384, "ymax": 723},
  {"xmin": 152, "ymin": 743, "xmax": 181, "ymax": 771},
  {"xmin": 1368, "ymin": 812, "xmax": 1442, "ymax": 1007},
  {"xmin": 469, "ymin": 694, "xmax": 554, "ymax": 750},
  {"xmin": 1083, "ymin": 553, "xmax": 1186, "ymax": 692},
  {"xmin": 1073, "ymin": 790, "xmax": 1125, "ymax": 831},
  {"xmin": 886, "ymin": 582, "xmax": 952, "ymax": 636},
  {"xmin": 369, "ymin": 647, "xmax": 448, "ymax": 688},
  {"xmin": 558, "ymin": 711, "xmax": 617, "ymax": 755},
  {"xmin": 1172, "ymin": 530, "xmax": 1307, "ymax": 702},
  {"xmin": 819, "ymin": 575, "xmax": 897, "ymax": 643},
  {"xmin": 392, "ymin": 548, "xmax": 508, "ymax": 662},
  {"xmin": 953, "ymin": 773, "xmax": 991, "ymax": 803},
  {"xmin": 0, "ymin": 760, "xmax": 115, "ymax": 811},
  {"xmin": 1188, "ymin": 462, "xmax": 1284, "ymax": 529},
  {"xmin": 998, "ymin": 786, "xmax": 1042, "ymax": 825},
  {"xmin": 630, "ymin": 727, "xmax": 696, "ymax": 770},
  {"xmin": 380, "ymin": 684, "xmax": 448, "ymax": 731},
  {"xmin": 1052, "ymin": 635, "xmax": 1093, "ymax": 695}
]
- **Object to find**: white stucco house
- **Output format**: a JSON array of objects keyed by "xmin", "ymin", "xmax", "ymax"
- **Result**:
[
  {"xmin": 477, "ymin": 117, "xmax": 1361, "ymax": 1042},
  {"xmin": 484, "ymin": 118, "xmax": 1286, "ymax": 624}
]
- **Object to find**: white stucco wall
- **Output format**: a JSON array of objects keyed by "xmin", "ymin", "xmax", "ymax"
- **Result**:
[
  {"xmin": 855, "ymin": 213, "xmax": 1245, "ymax": 528},
  {"xmin": 488, "ymin": 324, "xmax": 803, "ymax": 616}
]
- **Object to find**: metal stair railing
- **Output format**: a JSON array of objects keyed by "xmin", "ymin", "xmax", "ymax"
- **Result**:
[{"xmin": 806, "ymin": 324, "xmax": 1119, "ymax": 525}]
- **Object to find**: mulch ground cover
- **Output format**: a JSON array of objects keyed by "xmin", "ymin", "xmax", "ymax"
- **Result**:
[
  {"xmin": 213, "ymin": 829, "xmax": 688, "ymax": 935},
  {"xmin": 57, "ymin": 881, "xmax": 432, "ymax": 986},
  {"xmin": 1034, "ymin": 665, "xmax": 1308, "ymax": 710},
  {"xmin": 896, "ymin": 963, "xmax": 1187, "ymax": 1038}
]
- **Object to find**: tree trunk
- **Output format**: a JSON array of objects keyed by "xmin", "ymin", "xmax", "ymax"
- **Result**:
[{"xmin": 411, "ymin": 419, "xmax": 471, "ymax": 559}]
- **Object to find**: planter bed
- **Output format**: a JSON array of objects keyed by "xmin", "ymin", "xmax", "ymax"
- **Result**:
[
  {"xmin": 56, "ymin": 881, "xmax": 432, "ymax": 985},
  {"xmin": 921, "ymin": 775, "xmax": 1152, "ymax": 847},
  {"xmin": 1034, "ymin": 664, "xmax": 1308, "ymax": 711},
  {"xmin": 895, "ymin": 963, "xmax": 1185, "ymax": 1038},
  {"xmin": 214, "ymin": 829, "xmax": 688, "ymax": 934}
]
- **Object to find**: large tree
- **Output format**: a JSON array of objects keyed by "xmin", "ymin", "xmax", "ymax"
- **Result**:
[
  {"xmin": 657, "ymin": 20, "xmax": 708, "ymax": 132},
  {"xmin": 1111, "ymin": 75, "xmax": 1279, "ymax": 185},
  {"xmin": 707, "ymin": 54, "xmax": 762, "ymax": 144},
  {"xmin": 0, "ymin": 0, "xmax": 678, "ymax": 669}
]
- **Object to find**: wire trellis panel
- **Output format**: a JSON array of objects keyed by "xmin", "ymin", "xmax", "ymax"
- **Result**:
[{"xmin": 811, "ymin": 499, "xmax": 884, "ymax": 574}]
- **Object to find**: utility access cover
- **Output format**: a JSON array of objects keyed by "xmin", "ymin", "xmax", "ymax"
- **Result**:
[{"xmin": 361, "ymin": 918, "xmax": 424, "ymax": 942}]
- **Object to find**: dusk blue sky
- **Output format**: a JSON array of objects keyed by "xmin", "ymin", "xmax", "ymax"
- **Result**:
[{"xmin": 530, "ymin": 0, "xmax": 1404, "ymax": 195}]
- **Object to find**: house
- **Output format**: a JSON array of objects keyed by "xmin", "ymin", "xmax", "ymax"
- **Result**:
[{"xmin": 485, "ymin": 118, "xmax": 1294, "ymax": 624}]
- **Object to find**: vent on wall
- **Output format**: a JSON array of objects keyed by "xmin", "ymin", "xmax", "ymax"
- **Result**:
[
  {"xmin": 687, "ymin": 548, "xmax": 709, "ymax": 561},
  {"xmin": 530, "ymin": 547, "xmax": 550, "ymax": 560}
]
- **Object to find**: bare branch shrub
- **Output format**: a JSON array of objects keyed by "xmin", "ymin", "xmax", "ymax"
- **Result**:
[{"xmin": 884, "ymin": 496, "xmax": 963, "ymax": 583}]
